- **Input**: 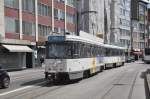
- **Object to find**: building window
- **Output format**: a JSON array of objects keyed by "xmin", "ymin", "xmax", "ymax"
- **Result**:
[
  {"xmin": 22, "ymin": 21, "xmax": 35, "ymax": 36},
  {"xmin": 5, "ymin": 17, "xmax": 19, "ymax": 33},
  {"xmin": 15, "ymin": 20, "xmax": 20, "ymax": 33},
  {"xmin": 56, "ymin": 0, "xmax": 65, "ymax": 3},
  {"xmin": 66, "ymin": 13, "xmax": 75, "ymax": 24},
  {"xmin": 140, "ymin": 33, "xmax": 144, "ymax": 40},
  {"xmin": 4, "ymin": 0, "xmax": 19, "ymax": 9},
  {"xmin": 22, "ymin": 0, "xmax": 35, "ymax": 13},
  {"xmin": 59, "ymin": 10, "xmax": 65, "ymax": 21},
  {"xmin": 38, "ymin": 24, "xmax": 52, "ymax": 36},
  {"xmin": 38, "ymin": 3, "xmax": 52, "ymax": 16},
  {"xmin": 54, "ymin": 27, "xmax": 59, "ymax": 33},
  {"xmin": 66, "ymin": 0, "xmax": 76, "ymax": 7},
  {"xmin": 54, "ymin": 8, "xmax": 59, "ymax": 19}
]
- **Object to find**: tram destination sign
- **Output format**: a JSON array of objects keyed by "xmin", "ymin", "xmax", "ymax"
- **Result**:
[{"xmin": 48, "ymin": 36, "xmax": 65, "ymax": 42}]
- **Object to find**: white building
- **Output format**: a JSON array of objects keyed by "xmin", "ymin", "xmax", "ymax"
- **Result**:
[
  {"xmin": 77, "ymin": 0, "xmax": 121, "ymax": 45},
  {"xmin": 118, "ymin": 0, "xmax": 131, "ymax": 48},
  {"xmin": 77, "ymin": 0, "xmax": 110, "ymax": 43}
]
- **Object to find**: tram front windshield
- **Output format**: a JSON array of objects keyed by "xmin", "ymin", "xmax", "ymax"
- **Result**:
[{"xmin": 46, "ymin": 42, "xmax": 72, "ymax": 59}]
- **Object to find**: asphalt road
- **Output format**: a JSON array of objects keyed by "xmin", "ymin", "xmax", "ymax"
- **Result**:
[{"xmin": 0, "ymin": 61, "xmax": 150, "ymax": 99}]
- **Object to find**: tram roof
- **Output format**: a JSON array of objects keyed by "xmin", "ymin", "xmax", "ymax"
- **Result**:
[
  {"xmin": 65, "ymin": 35, "xmax": 125, "ymax": 50},
  {"xmin": 66, "ymin": 35, "xmax": 103, "ymax": 45}
]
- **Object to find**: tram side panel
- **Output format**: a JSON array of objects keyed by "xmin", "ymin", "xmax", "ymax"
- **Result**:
[
  {"xmin": 103, "ymin": 56, "xmax": 125, "ymax": 68},
  {"xmin": 67, "ymin": 57, "xmax": 105, "ymax": 79}
]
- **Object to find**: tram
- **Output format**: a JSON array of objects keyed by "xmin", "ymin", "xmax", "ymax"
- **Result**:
[
  {"xmin": 45, "ymin": 35, "xmax": 125, "ymax": 81},
  {"xmin": 144, "ymin": 48, "xmax": 150, "ymax": 63}
]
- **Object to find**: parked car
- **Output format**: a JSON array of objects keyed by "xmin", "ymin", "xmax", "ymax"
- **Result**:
[
  {"xmin": 125, "ymin": 56, "xmax": 135, "ymax": 63},
  {"xmin": 0, "ymin": 67, "xmax": 10, "ymax": 88}
]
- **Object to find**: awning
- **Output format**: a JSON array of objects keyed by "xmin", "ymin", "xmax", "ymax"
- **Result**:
[
  {"xmin": 37, "ymin": 46, "xmax": 46, "ymax": 48},
  {"xmin": 2, "ymin": 45, "xmax": 33, "ymax": 52}
]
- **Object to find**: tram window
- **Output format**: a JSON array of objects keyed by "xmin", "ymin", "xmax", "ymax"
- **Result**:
[
  {"xmin": 47, "ymin": 42, "xmax": 73, "ymax": 59},
  {"xmin": 98, "ymin": 47, "xmax": 102, "ymax": 56},
  {"xmin": 80, "ymin": 44, "xmax": 85, "ymax": 58},
  {"xmin": 119, "ymin": 50, "xmax": 122, "ymax": 55},
  {"xmin": 112, "ymin": 49, "xmax": 114, "ymax": 56},
  {"xmin": 102, "ymin": 47, "xmax": 105, "ymax": 56},
  {"xmin": 115, "ymin": 49, "xmax": 118, "ymax": 56},
  {"xmin": 105, "ymin": 48, "xmax": 109, "ymax": 56},
  {"xmin": 109, "ymin": 49, "xmax": 112, "ymax": 56},
  {"xmin": 113, "ymin": 49, "xmax": 116, "ymax": 56},
  {"xmin": 72, "ymin": 42, "xmax": 80, "ymax": 58},
  {"xmin": 121, "ymin": 50, "xmax": 123, "ymax": 56},
  {"xmin": 87, "ymin": 45, "xmax": 91, "ymax": 57},
  {"xmin": 119, "ymin": 50, "xmax": 121, "ymax": 56},
  {"xmin": 116, "ymin": 49, "xmax": 119, "ymax": 55}
]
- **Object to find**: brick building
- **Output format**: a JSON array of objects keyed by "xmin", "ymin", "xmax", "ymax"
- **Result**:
[{"xmin": 0, "ymin": 0, "xmax": 77, "ymax": 70}]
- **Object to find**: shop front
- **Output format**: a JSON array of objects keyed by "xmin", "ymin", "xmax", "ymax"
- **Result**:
[
  {"xmin": 0, "ymin": 44, "xmax": 33, "ymax": 70},
  {"xmin": 131, "ymin": 49, "xmax": 143, "ymax": 60}
]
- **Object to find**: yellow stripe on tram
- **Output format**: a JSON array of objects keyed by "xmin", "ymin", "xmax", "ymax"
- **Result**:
[{"xmin": 92, "ymin": 58, "xmax": 96, "ymax": 74}]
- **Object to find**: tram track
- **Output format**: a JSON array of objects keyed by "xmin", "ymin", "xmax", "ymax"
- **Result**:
[
  {"xmin": 100, "ymin": 69, "xmax": 139, "ymax": 99},
  {"xmin": 127, "ymin": 72, "xmax": 139, "ymax": 99},
  {"xmin": 3, "ymin": 81, "xmax": 69, "ymax": 99},
  {"xmin": 100, "ymin": 71, "xmax": 127, "ymax": 99}
]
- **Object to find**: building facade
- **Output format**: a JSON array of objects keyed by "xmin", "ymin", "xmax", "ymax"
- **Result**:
[
  {"xmin": 118, "ymin": 0, "xmax": 131, "ymax": 48},
  {"xmin": 148, "ymin": 7, "xmax": 150, "ymax": 48},
  {"xmin": 131, "ymin": 0, "xmax": 149, "ymax": 59},
  {"xmin": 77, "ymin": 0, "xmax": 109, "ymax": 43},
  {"xmin": 0, "ymin": 0, "xmax": 77, "ymax": 70},
  {"xmin": 77, "ymin": 0, "xmax": 119, "ymax": 44},
  {"xmin": 138, "ymin": 1, "xmax": 148, "ymax": 50},
  {"xmin": 132, "ymin": 20, "xmax": 140, "ymax": 50}
]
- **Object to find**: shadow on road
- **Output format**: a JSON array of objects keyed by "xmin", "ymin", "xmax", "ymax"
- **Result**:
[
  {"xmin": 140, "ymin": 71, "xmax": 150, "ymax": 99},
  {"xmin": 21, "ymin": 78, "xmax": 45, "ymax": 86},
  {"xmin": 21, "ymin": 78, "xmax": 80, "ymax": 87}
]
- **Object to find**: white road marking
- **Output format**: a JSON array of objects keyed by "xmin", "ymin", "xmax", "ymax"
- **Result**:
[
  {"xmin": 0, "ymin": 86, "xmax": 32, "ymax": 96},
  {"xmin": 0, "ymin": 81, "xmax": 46, "ymax": 97}
]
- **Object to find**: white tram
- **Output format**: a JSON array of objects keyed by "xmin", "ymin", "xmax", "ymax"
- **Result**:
[{"xmin": 45, "ymin": 35, "xmax": 125, "ymax": 81}]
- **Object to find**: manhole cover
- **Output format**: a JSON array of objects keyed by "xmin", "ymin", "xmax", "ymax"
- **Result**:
[{"xmin": 113, "ymin": 84, "xmax": 126, "ymax": 86}]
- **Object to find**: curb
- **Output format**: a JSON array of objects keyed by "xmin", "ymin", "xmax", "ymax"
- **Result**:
[
  {"xmin": 146, "ymin": 69, "xmax": 150, "ymax": 95},
  {"xmin": 146, "ymin": 74, "xmax": 150, "ymax": 92}
]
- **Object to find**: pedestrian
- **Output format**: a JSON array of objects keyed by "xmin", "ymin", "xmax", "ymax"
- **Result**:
[{"xmin": 40, "ymin": 56, "xmax": 44, "ymax": 64}]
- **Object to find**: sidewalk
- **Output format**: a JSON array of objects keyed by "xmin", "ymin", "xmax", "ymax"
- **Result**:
[
  {"xmin": 146, "ymin": 69, "xmax": 150, "ymax": 95},
  {"xmin": 8, "ymin": 67, "xmax": 45, "ymax": 77}
]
